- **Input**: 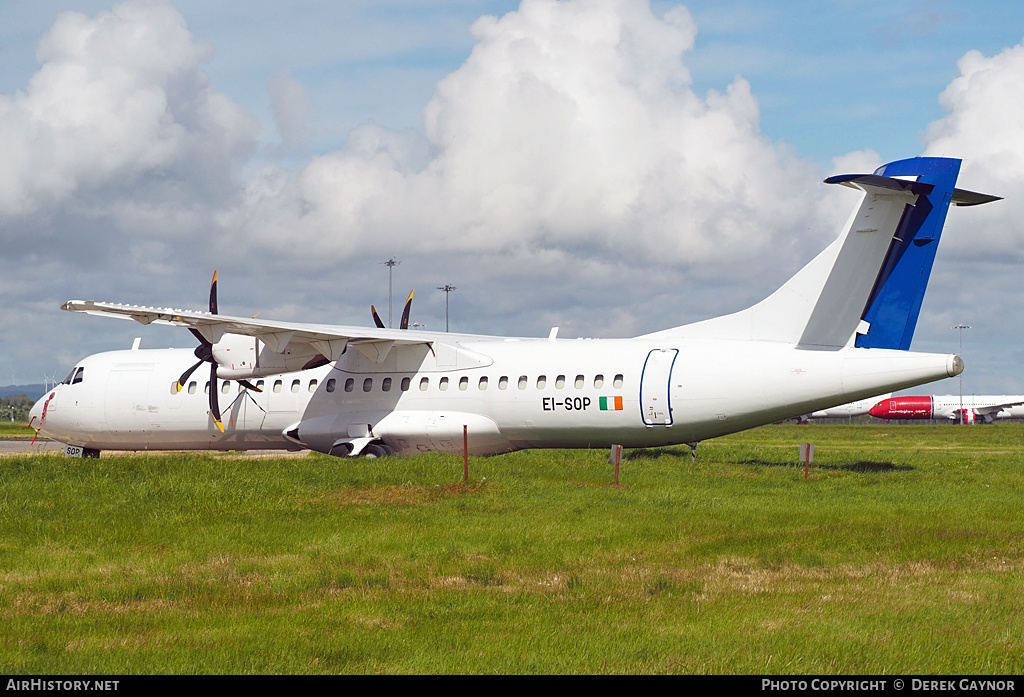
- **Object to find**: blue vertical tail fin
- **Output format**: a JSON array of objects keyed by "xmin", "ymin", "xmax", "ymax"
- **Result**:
[{"xmin": 854, "ymin": 157, "xmax": 999, "ymax": 350}]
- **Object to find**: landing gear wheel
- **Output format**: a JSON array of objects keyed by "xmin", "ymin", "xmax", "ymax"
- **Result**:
[{"xmin": 362, "ymin": 443, "xmax": 392, "ymax": 458}]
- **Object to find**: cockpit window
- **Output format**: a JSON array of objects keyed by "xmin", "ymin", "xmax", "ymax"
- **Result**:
[{"xmin": 62, "ymin": 367, "xmax": 84, "ymax": 385}]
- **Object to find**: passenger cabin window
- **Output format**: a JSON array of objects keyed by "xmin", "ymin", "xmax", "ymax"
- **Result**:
[
  {"xmin": 345, "ymin": 378, "xmax": 354, "ymax": 392},
  {"xmin": 419, "ymin": 377, "xmax": 429, "ymax": 391},
  {"xmin": 459, "ymin": 377, "xmax": 469, "ymax": 391},
  {"xmin": 499, "ymin": 376, "xmax": 508, "ymax": 390},
  {"xmin": 363, "ymin": 378, "xmax": 372, "ymax": 392},
  {"xmin": 478, "ymin": 376, "xmax": 488, "ymax": 390},
  {"xmin": 575, "ymin": 375, "xmax": 584, "ymax": 389},
  {"xmin": 614, "ymin": 374, "xmax": 624, "ymax": 389},
  {"xmin": 326, "ymin": 378, "xmax": 336, "ymax": 393},
  {"xmin": 594, "ymin": 374, "xmax": 604, "ymax": 389},
  {"xmin": 273, "ymin": 380, "xmax": 282, "ymax": 394},
  {"xmin": 518, "ymin": 376, "xmax": 527, "ymax": 390},
  {"xmin": 291, "ymin": 379, "xmax": 301, "ymax": 393},
  {"xmin": 382, "ymin": 377, "xmax": 392, "ymax": 392},
  {"xmin": 401, "ymin": 377, "xmax": 411, "ymax": 391},
  {"xmin": 188, "ymin": 381, "xmax": 197, "ymax": 395},
  {"xmin": 308, "ymin": 379, "xmax": 318, "ymax": 393},
  {"xmin": 439, "ymin": 377, "xmax": 449, "ymax": 391},
  {"xmin": 555, "ymin": 375, "xmax": 565, "ymax": 389},
  {"xmin": 536, "ymin": 375, "xmax": 546, "ymax": 389}
]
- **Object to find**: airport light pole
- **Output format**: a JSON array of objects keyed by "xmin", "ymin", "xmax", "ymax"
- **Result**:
[
  {"xmin": 437, "ymin": 284, "xmax": 456, "ymax": 332},
  {"xmin": 379, "ymin": 257, "xmax": 401, "ymax": 327},
  {"xmin": 953, "ymin": 323, "xmax": 970, "ymax": 424}
]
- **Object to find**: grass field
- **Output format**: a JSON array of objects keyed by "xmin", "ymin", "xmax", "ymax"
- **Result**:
[
  {"xmin": 0, "ymin": 423, "xmax": 35, "ymax": 438},
  {"xmin": 1, "ymin": 424, "xmax": 1022, "ymax": 674}
]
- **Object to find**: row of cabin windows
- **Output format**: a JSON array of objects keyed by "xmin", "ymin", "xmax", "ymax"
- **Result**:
[
  {"xmin": 329, "ymin": 373, "xmax": 624, "ymax": 393},
  {"xmin": 173, "ymin": 373, "xmax": 626, "ymax": 396},
  {"xmin": 173, "ymin": 378, "xmax": 321, "ymax": 396}
]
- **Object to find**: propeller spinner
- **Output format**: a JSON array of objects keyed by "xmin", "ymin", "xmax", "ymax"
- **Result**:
[{"xmin": 175, "ymin": 271, "xmax": 261, "ymax": 433}]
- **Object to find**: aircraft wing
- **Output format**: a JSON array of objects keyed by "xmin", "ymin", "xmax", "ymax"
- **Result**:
[
  {"xmin": 973, "ymin": 400, "xmax": 1024, "ymax": 417},
  {"xmin": 61, "ymin": 300, "xmax": 432, "ymax": 362}
]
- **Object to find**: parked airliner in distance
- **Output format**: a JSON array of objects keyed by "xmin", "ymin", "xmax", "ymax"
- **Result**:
[
  {"xmin": 786, "ymin": 393, "xmax": 892, "ymax": 423},
  {"xmin": 868, "ymin": 395, "xmax": 1024, "ymax": 424},
  {"xmin": 30, "ymin": 157, "xmax": 1000, "ymax": 458}
]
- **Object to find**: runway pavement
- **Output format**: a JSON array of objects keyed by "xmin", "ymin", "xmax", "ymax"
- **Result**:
[{"xmin": 0, "ymin": 439, "xmax": 65, "ymax": 455}]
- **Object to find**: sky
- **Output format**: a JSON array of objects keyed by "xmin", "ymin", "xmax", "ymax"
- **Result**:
[{"xmin": 3, "ymin": 0, "xmax": 1024, "ymax": 397}]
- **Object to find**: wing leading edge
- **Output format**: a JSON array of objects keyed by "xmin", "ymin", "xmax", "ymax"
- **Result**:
[{"xmin": 61, "ymin": 300, "xmax": 432, "ymax": 365}]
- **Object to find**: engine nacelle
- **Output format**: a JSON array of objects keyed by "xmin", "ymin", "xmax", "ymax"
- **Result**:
[{"xmin": 212, "ymin": 333, "xmax": 327, "ymax": 379}]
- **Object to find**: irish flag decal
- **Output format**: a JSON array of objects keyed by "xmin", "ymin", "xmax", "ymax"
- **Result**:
[{"xmin": 599, "ymin": 396, "xmax": 623, "ymax": 411}]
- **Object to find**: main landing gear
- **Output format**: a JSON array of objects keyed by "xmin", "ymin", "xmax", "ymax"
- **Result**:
[
  {"xmin": 687, "ymin": 441, "xmax": 699, "ymax": 463},
  {"xmin": 361, "ymin": 442, "xmax": 396, "ymax": 458}
]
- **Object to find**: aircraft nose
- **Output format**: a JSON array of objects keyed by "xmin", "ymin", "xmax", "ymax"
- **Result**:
[{"xmin": 867, "ymin": 402, "xmax": 887, "ymax": 418}]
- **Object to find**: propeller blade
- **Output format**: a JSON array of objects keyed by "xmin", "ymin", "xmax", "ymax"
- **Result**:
[
  {"xmin": 209, "ymin": 363, "xmax": 224, "ymax": 433},
  {"xmin": 400, "ymin": 290, "xmax": 414, "ymax": 330},
  {"xmin": 188, "ymin": 328, "xmax": 212, "ymax": 350},
  {"xmin": 176, "ymin": 359, "xmax": 203, "ymax": 392},
  {"xmin": 371, "ymin": 305, "xmax": 385, "ymax": 329},
  {"xmin": 238, "ymin": 379, "xmax": 262, "ymax": 393},
  {"xmin": 209, "ymin": 270, "xmax": 219, "ymax": 315}
]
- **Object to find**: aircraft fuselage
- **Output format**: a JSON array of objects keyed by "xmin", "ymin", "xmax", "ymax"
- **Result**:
[{"xmin": 33, "ymin": 334, "xmax": 961, "ymax": 456}]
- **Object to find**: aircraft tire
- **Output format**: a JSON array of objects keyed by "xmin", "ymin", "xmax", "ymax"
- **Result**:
[{"xmin": 362, "ymin": 443, "xmax": 391, "ymax": 459}]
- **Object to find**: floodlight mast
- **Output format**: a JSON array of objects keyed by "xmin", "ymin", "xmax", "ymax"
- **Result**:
[
  {"xmin": 953, "ymin": 323, "xmax": 970, "ymax": 424},
  {"xmin": 437, "ymin": 284, "xmax": 456, "ymax": 332},
  {"xmin": 379, "ymin": 257, "xmax": 401, "ymax": 328}
]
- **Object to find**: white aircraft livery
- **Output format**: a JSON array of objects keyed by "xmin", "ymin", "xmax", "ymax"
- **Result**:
[
  {"xmin": 30, "ymin": 157, "xmax": 1000, "ymax": 458},
  {"xmin": 868, "ymin": 395, "xmax": 1024, "ymax": 424},
  {"xmin": 799, "ymin": 393, "xmax": 893, "ymax": 421}
]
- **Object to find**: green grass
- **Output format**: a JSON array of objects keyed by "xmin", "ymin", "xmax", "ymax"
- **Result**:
[
  {"xmin": 1, "ymin": 424, "xmax": 1023, "ymax": 674},
  {"xmin": 0, "ymin": 423, "xmax": 35, "ymax": 438}
]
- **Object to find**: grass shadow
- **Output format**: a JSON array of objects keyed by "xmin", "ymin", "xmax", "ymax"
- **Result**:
[
  {"xmin": 625, "ymin": 447, "xmax": 692, "ymax": 461},
  {"xmin": 737, "ymin": 459, "xmax": 914, "ymax": 473}
]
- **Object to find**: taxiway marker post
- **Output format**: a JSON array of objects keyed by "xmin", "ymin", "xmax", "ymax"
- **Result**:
[
  {"xmin": 800, "ymin": 443, "xmax": 814, "ymax": 480},
  {"xmin": 610, "ymin": 444, "xmax": 623, "ymax": 485}
]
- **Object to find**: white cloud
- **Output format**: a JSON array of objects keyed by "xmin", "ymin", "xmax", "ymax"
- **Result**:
[
  {"xmin": 268, "ymin": 67, "xmax": 313, "ymax": 152},
  {"xmin": 922, "ymin": 42, "xmax": 1024, "ymax": 260},
  {"xmin": 231, "ymin": 0, "xmax": 829, "ymax": 278},
  {"xmin": 0, "ymin": 0, "xmax": 258, "ymax": 219}
]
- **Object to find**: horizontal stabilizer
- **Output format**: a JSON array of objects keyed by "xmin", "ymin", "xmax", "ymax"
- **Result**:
[
  {"xmin": 824, "ymin": 173, "xmax": 934, "ymax": 197},
  {"xmin": 951, "ymin": 188, "xmax": 1002, "ymax": 207}
]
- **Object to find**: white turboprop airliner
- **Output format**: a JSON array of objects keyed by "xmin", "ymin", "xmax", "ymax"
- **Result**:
[
  {"xmin": 868, "ymin": 395, "xmax": 1024, "ymax": 424},
  {"xmin": 30, "ymin": 157, "xmax": 1000, "ymax": 458}
]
